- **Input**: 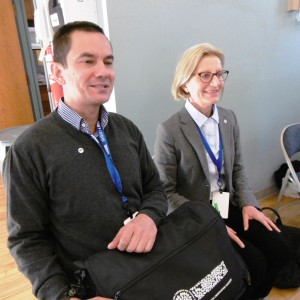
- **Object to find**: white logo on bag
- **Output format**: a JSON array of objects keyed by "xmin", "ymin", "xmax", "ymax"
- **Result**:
[{"xmin": 173, "ymin": 261, "xmax": 229, "ymax": 300}]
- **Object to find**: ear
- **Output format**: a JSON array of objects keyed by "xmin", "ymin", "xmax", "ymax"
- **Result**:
[
  {"xmin": 182, "ymin": 84, "xmax": 189, "ymax": 93},
  {"xmin": 50, "ymin": 62, "xmax": 65, "ymax": 85}
]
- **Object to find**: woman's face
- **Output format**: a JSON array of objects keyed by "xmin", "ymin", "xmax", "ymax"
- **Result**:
[{"xmin": 183, "ymin": 55, "xmax": 224, "ymax": 116}]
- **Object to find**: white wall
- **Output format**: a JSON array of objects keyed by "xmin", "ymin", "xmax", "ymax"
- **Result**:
[{"xmin": 106, "ymin": 0, "xmax": 300, "ymax": 194}]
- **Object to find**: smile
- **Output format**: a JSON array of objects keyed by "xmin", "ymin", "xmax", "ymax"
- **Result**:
[
  {"xmin": 205, "ymin": 90, "xmax": 220, "ymax": 95},
  {"xmin": 91, "ymin": 83, "xmax": 110, "ymax": 89}
]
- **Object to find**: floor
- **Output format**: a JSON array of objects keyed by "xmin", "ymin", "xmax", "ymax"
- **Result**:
[{"xmin": 0, "ymin": 177, "xmax": 299, "ymax": 299}]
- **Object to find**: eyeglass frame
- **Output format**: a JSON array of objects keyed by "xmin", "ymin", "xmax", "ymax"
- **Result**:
[{"xmin": 194, "ymin": 70, "xmax": 229, "ymax": 83}]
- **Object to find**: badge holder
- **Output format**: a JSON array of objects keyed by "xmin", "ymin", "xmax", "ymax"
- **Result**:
[{"xmin": 212, "ymin": 179, "xmax": 229, "ymax": 219}]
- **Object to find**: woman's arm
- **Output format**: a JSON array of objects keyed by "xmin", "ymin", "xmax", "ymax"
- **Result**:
[{"xmin": 154, "ymin": 123, "xmax": 190, "ymax": 213}]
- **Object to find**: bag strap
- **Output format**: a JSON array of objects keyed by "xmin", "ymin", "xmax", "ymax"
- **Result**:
[{"xmin": 261, "ymin": 207, "xmax": 283, "ymax": 226}]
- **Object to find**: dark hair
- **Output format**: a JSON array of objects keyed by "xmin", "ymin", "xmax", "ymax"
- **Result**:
[{"xmin": 52, "ymin": 21, "xmax": 105, "ymax": 66}]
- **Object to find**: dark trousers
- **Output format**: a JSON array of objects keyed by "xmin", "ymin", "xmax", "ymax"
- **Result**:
[{"xmin": 224, "ymin": 204, "xmax": 291, "ymax": 299}]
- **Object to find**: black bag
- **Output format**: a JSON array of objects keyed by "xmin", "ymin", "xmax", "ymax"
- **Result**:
[
  {"xmin": 262, "ymin": 207, "xmax": 300, "ymax": 289},
  {"xmin": 76, "ymin": 201, "xmax": 249, "ymax": 300}
]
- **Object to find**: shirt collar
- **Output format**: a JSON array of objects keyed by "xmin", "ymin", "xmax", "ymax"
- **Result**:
[
  {"xmin": 57, "ymin": 98, "xmax": 109, "ymax": 132},
  {"xmin": 185, "ymin": 100, "xmax": 219, "ymax": 128}
]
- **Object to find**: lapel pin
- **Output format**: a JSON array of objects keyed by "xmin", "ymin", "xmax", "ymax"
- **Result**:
[{"xmin": 78, "ymin": 148, "xmax": 84, "ymax": 153}]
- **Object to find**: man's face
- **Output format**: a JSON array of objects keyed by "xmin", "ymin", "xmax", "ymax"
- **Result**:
[{"xmin": 59, "ymin": 30, "xmax": 115, "ymax": 109}]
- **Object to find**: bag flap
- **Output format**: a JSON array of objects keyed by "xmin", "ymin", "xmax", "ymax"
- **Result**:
[{"xmin": 75, "ymin": 201, "xmax": 219, "ymax": 296}]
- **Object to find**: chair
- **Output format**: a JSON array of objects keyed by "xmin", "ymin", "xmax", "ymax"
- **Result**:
[
  {"xmin": 275, "ymin": 123, "xmax": 300, "ymax": 211},
  {"xmin": 0, "ymin": 125, "xmax": 30, "ymax": 175}
]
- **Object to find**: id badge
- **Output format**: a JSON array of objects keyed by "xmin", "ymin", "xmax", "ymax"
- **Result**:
[{"xmin": 212, "ymin": 191, "xmax": 230, "ymax": 219}]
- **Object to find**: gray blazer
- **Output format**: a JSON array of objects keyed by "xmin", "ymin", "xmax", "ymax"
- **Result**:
[{"xmin": 154, "ymin": 105, "xmax": 259, "ymax": 213}]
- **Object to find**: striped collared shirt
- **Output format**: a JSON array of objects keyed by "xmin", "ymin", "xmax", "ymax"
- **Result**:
[{"xmin": 57, "ymin": 98, "xmax": 109, "ymax": 134}]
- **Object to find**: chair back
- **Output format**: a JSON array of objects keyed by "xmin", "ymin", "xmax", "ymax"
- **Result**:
[
  {"xmin": 275, "ymin": 123, "xmax": 300, "ymax": 210},
  {"xmin": 282, "ymin": 123, "xmax": 300, "ymax": 158}
]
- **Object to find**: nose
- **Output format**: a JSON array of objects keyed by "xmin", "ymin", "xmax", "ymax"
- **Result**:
[{"xmin": 210, "ymin": 74, "xmax": 221, "ymax": 86}]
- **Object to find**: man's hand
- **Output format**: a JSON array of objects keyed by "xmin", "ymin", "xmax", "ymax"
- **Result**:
[
  {"xmin": 107, "ymin": 213, "xmax": 157, "ymax": 253},
  {"xmin": 226, "ymin": 225, "xmax": 245, "ymax": 248},
  {"xmin": 242, "ymin": 205, "xmax": 281, "ymax": 232}
]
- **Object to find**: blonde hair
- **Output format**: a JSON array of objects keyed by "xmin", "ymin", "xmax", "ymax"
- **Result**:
[{"xmin": 171, "ymin": 43, "xmax": 225, "ymax": 100}]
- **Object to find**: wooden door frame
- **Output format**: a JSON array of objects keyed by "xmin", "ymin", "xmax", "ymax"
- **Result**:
[{"xmin": 14, "ymin": 0, "xmax": 44, "ymax": 121}]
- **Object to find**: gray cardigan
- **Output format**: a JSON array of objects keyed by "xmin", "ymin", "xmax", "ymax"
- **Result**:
[
  {"xmin": 154, "ymin": 105, "xmax": 258, "ymax": 214},
  {"xmin": 3, "ymin": 111, "xmax": 167, "ymax": 299}
]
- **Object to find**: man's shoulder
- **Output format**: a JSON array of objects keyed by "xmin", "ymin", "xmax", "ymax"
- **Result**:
[
  {"xmin": 13, "ymin": 113, "xmax": 62, "ymax": 147},
  {"xmin": 108, "ymin": 112, "xmax": 139, "ymax": 132},
  {"xmin": 109, "ymin": 112, "xmax": 133, "ymax": 123}
]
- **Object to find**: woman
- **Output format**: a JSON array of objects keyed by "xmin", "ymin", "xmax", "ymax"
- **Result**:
[{"xmin": 154, "ymin": 43, "xmax": 290, "ymax": 300}]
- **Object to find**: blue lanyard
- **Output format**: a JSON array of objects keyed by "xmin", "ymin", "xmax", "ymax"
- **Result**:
[
  {"xmin": 87, "ymin": 125, "xmax": 133, "ymax": 217},
  {"xmin": 196, "ymin": 124, "xmax": 224, "ymax": 191}
]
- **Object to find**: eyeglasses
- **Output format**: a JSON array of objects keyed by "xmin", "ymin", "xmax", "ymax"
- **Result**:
[{"xmin": 194, "ymin": 70, "xmax": 229, "ymax": 83}]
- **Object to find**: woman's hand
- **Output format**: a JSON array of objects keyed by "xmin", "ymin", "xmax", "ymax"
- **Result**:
[
  {"xmin": 226, "ymin": 225, "xmax": 245, "ymax": 248},
  {"xmin": 242, "ymin": 205, "xmax": 281, "ymax": 232}
]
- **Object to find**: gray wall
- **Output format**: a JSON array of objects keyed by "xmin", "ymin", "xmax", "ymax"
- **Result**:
[{"xmin": 106, "ymin": 0, "xmax": 300, "ymax": 194}]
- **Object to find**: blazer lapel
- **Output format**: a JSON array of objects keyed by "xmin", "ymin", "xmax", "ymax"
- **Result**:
[
  {"xmin": 179, "ymin": 107, "xmax": 210, "ymax": 180},
  {"xmin": 218, "ymin": 109, "xmax": 232, "ymax": 189}
]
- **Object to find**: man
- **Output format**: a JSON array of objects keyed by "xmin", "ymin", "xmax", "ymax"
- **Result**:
[{"xmin": 3, "ymin": 21, "xmax": 167, "ymax": 300}]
